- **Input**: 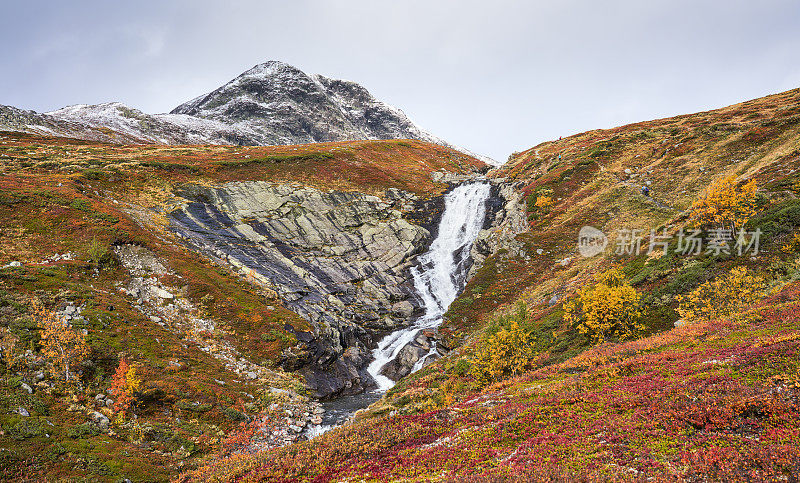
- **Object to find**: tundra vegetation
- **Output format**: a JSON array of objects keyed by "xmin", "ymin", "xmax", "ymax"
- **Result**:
[
  {"xmin": 3, "ymin": 86, "xmax": 800, "ymax": 481},
  {"xmin": 180, "ymin": 87, "xmax": 800, "ymax": 482}
]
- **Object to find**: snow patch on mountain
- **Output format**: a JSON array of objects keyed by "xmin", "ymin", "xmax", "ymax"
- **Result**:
[{"xmin": 0, "ymin": 61, "xmax": 499, "ymax": 164}]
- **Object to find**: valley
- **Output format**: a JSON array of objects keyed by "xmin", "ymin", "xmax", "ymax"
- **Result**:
[{"xmin": 1, "ymin": 80, "xmax": 800, "ymax": 482}]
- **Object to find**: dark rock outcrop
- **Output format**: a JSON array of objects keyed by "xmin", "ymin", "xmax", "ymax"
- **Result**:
[{"xmin": 167, "ymin": 181, "xmax": 442, "ymax": 398}]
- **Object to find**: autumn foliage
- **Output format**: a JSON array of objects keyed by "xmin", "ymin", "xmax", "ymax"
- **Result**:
[
  {"xmin": 689, "ymin": 174, "xmax": 758, "ymax": 230},
  {"xmin": 534, "ymin": 195, "xmax": 553, "ymax": 211},
  {"xmin": 0, "ymin": 327, "xmax": 17, "ymax": 367},
  {"xmin": 33, "ymin": 299, "xmax": 90, "ymax": 382},
  {"xmin": 677, "ymin": 266, "xmax": 765, "ymax": 323},
  {"xmin": 110, "ymin": 358, "xmax": 141, "ymax": 415},
  {"xmin": 565, "ymin": 267, "xmax": 643, "ymax": 344},
  {"xmin": 469, "ymin": 318, "xmax": 530, "ymax": 386}
]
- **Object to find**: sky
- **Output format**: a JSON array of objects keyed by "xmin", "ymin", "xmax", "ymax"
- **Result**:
[{"xmin": 2, "ymin": 0, "xmax": 800, "ymax": 161}]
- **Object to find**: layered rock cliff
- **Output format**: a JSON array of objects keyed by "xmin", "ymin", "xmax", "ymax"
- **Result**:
[
  {"xmin": 167, "ymin": 181, "xmax": 438, "ymax": 397},
  {"xmin": 164, "ymin": 176, "xmax": 515, "ymax": 399}
]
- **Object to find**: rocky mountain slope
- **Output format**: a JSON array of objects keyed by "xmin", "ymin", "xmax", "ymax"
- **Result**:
[
  {"xmin": 170, "ymin": 181, "xmax": 436, "ymax": 398},
  {"xmin": 3, "ymin": 82, "xmax": 800, "ymax": 482},
  {"xmin": 1, "ymin": 61, "xmax": 499, "ymax": 164},
  {"xmin": 0, "ymin": 134, "xmax": 503, "ymax": 480},
  {"xmin": 171, "ymin": 61, "xmax": 446, "ymax": 146},
  {"xmin": 181, "ymin": 87, "xmax": 800, "ymax": 481}
]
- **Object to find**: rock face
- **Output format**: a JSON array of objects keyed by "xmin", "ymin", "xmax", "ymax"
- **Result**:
[
  {"xmin": 469, "ymin": 180, "xmax": 529, "ymax": 278},
  {"xmin": 168, "ymin": 181, "xmax": 438, "ymax": 398}
]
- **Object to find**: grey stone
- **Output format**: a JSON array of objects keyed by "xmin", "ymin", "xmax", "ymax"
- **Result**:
[
  {"xmin": 168, "ymin": 181, "xmax": 441, "ymax": 398},
  {"xmin": 89, "ymin": 411, "xmax": 110, "ymax": 429}
]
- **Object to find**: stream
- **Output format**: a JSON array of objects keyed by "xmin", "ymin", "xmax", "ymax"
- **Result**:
[{"xmin": 306, "ymin": 181, "xmax": 492, "ymax": 438}]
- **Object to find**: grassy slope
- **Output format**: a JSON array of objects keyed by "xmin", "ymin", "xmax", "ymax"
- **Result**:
[
  {"xmin": 182, "ymin": 87, "xmax": 800, "ymax": 481},
  {"xmin": 179, "ymin": 282, "xmax": 800, "ymax": 481},
  {"xmin": 0, "ymin": 133, "xmax": 484, "ymax": 481}
]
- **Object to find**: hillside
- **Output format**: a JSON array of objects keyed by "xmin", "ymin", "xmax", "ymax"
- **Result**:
[
  {"xmin": 0, "ymin": 134, "xmax": 488, "ymax": 481},
  {"xmin": 179, "ymin": 88, "xmax": 800, "ymax": 481}
]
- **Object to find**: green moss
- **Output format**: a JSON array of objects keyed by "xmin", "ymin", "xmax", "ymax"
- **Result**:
[
  {"xmin": 67, "ymin": 422, "xmax": 101, "ymax": 439},
  {"xmin": 217, "ymin": 152, "xmax": 334, "ymax": 167},
  {"xmin": 139, "ymin": 160, "xmax": 199, "ymax": 173},
  {"xmin": 4, "ymin": 417, "xmax": 44, "ymax": 441},
  {"xmin": 746, "ymin": 199, "xmax": 800, "ymax": 237}
]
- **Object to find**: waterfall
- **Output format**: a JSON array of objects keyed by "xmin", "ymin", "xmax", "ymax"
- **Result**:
[{"xmin": 367, "ymin": 181, "xmax": 492, "ymax": 391}]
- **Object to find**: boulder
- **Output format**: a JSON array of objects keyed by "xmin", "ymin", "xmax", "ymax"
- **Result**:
[{"xmin": 89, "ymin": 411, "xmax": 110, "ymax": 430}]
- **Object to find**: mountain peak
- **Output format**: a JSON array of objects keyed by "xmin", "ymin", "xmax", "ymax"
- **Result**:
[
  {"xmin": 238, "ymin": 60, "xmax": 304, "ymax": 79},
  {"xmin": 170, "ymin": 62, "xmax": 446, "ymax": 146}
]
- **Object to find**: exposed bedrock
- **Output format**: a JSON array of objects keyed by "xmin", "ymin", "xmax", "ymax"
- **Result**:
[{"xmin": 166, "ymin": 178, "xmax": 517, "ymax": 398}]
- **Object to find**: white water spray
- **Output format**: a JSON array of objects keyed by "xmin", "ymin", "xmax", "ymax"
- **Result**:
[{"xmin": 367, "ymin": 181, "xmax": 491, "ymax": 390}]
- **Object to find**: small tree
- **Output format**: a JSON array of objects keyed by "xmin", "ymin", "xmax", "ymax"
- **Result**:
[
  {"xmin": 33, "ymin": 300, "xmax": 90, "ymax": 382},
  {"xmin": 0, "ymin": 327, "xmax": 17, "ymax": 365},
  {"xmin": 110, "ymin": 358, "xmax": 141, "ymax": 415},
  {"xmin": 565, "ymin": 267, "xmax": 643, "ymax": 344},
  {"xmin": 0, "ymin": 327, "xmax": 19, "ymax": 380},
  {"xmin": 677, "ymin": 266, "xmax": 765, "ymax": 323},
  {"xmin": 470, "ymin": 318, "xmax": 530, "ymax": 386},
  {"xmin": 87, "ymin": 236, "xmax": 109, "ymax": 268},
  {"xmin": 689, "ymin": 175, "xmax": 757, "ymax": 231}
]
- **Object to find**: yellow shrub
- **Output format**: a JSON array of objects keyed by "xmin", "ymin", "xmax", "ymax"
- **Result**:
[
  {"xmin": 565, "ymin": 267, "xmax": 643, "ymax": 344},
  {"xmin": 677, "ymin": 266, "xmax": 765, "ymax": 323},
  {"xmin": 535, "ymin": 195, "xmax": 553, "ymax": 211},
  {"xmin": 469, "ymin": 320, "xmax": 530, "ymax": 386},
  {"xmin": 782, "ymin": 232, "xmax": 800, "ymax": 254},
  {"xmin": 689, "ymin": 175, "xmax": 757, "ymax": 230}
]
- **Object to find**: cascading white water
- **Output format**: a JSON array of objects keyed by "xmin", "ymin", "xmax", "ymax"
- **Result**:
[{"xmin": 367, "ymin": 181, "xmax": 491, "ymax": 390}]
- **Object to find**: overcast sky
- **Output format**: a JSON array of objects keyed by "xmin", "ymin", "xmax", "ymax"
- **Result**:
[{"xmin": 2, "ymin": 0, "xmax": 800, "ymax": 161}]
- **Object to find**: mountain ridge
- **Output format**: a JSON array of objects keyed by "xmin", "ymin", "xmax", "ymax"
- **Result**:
[{"xmin": 0, "ymin": 60, "xmax": 498, "ymax": 164}]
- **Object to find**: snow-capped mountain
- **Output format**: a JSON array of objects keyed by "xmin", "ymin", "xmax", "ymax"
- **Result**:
[
  {"xmin": 171, "ymin": 61, "xmax": 447, "ymax": 146},
  {"xmin": 0, "ymin": 61, "xmax": 497, "ymax": 163}
]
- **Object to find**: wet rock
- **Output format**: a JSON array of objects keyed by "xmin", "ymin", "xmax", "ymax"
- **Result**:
[
  {"xmin": 391, "ymin": 301, "xmax": 414, "ymax": 318},
  {"xmin": 169, "ymin": 181, "xmax": 442, "ymax": 398},
  {"xmin": 469, "ymin": 181, "xmax": 527, "ymax": 278},
  {"xmin": 380, "ymin": 331, "xmax": 432, "ymax": 381}
]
